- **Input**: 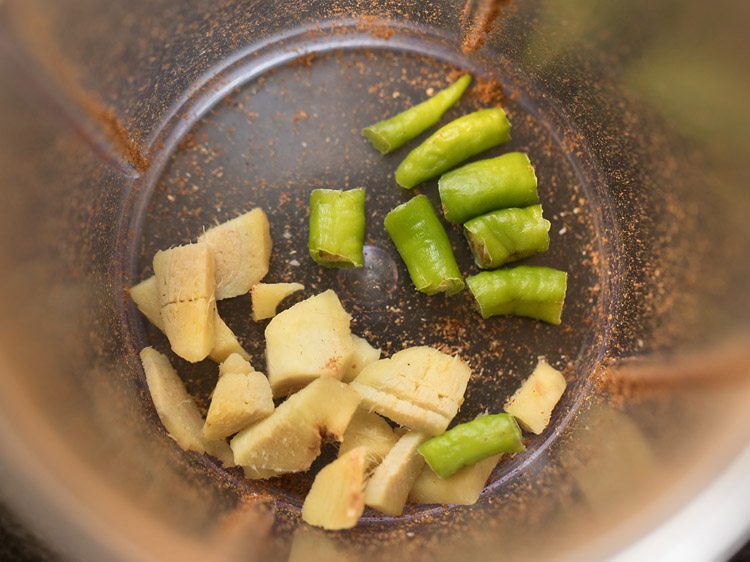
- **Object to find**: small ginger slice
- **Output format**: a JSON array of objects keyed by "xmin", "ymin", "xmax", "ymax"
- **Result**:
[
  {"xmin": 198, "ymin": 208, "xmax": 272, "ymax": 300},
  {"xmin": 505, "ymin": 358, "xmax": 566, "ymax": 434},
  {"xmin": 364, "ymin": 431, "xmax": 427, "ymax": 516},
  {"xmin": 130, "ymin": 275, "xmax": 250, "ymax": 364},
  {"xmin": 210, "ymin": 315, "xmax": 251, "ymax": 363},
  {"xmin": 302, "ymin": 447, "xmax": 367, "ymax": 530},
  {"xmin": 231, "ymin": 377, "xmax": 361, "ymax": 478},
  {"xmin": 203, "ymin": 439, "xmax": 235, "ymax": 467},
  {"xmin": 153, "ymin": 242, "xmax": 217, "ymax": 363},
  {"xmin": 265, "ymin": 290, "xmax": 354, "ymax": 397},
  {"xmin": 130, "ymin": 276, "xmax": 165, "ymax": 330},
  {"xmin": 409, "ymin": 454, "xmax": 501, "ymax": 506},
  {"xmin": 251, "ymin": 282, "xmax": 304, "ymax": 321},
  {"xmin": 203, "ymin": 354, "xmax": 274, "ymax": 440},
  {"xmin": 341, "ymin": 335, "xmax": 381, "ymax": 383},
  {"xmin": 351, "ymin": 346, "xmax": 471, "ymax": 435},
  {"xmin": 139, "ymin": 347, "xmax": 232, "ymax": 464},
  {"xmin": 338, "ymin": 409, "xmax": 397, "ymax": 468}
]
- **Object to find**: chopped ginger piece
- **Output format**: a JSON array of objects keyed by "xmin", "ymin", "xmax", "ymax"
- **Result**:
[
  {"xmin": 130, "ymin": 275, "xmax": 249, "ymax": 364},
  {"xmin": 231, "ymin": 377, "xmax": 360, "ymax": 478},
  {"xmin": 153, "ymin": 242, "xmax": 217, "ymax": 363},
  {"xmin": 251, "ymin": 282, "xmax": 304, "ymax": 321},
  {"xmin": 265, "ymin": 290, "xmax": 353, "ymax": 397},
  {"xmin": 129, "ymin": 276, "xmax": 165, "ymax": 331},
  {"xmin": 198, "ymin": 208, "xmax": 272, "ymax": 300},
  {"xmin": 409, "ymin": 454, "xmax": 501, "ymax": 505},
  {"xmin": 302, "ymin": 447, "xmax": 367, "ymax": 530},
  {"xmin": 351, "ymin": 346, "xmax": 471, "ymax": 435},
  {"xmin": 341, "ymin": 335, "xmax": 381, "ymax": 383},
  {"xmin": 203, "ymin": 354, "xmax": 274, "ymax": 440},
  {"xmin": 338, "ymin": 409, "xmax": 397, "ymax": 468},
  {"xmin": 139, "ymin": 347, "xmax": 232, "ymax": 465},
  {"xmin": 364, "ymin": 431, "xmax": 427, "ymax": 516},
  {"xmin": 505, "ymin": 358, "xmax": 566, "ymax": 434}
]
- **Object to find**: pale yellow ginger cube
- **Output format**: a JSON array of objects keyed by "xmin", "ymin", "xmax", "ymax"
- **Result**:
[
  {"xmin": 364, "ymin": 431, "xmax": 427, "ymax": 516},
  {"xmin": 409, "ymin": 454, "xmax": 501, "ymax": 506},
  {"xmin": 231, "ymin": 377, "xmax": 360, "ymax": 478},
  {"xmin": 139, "ymin": 347, "xmax": 233, "ymax": 465},
  {"xmin": 265, "ymin": 290, "xmax": 353, "ymax": 397},
  {"xmin": 153, "ymin": 242, "xmax": 217, "ymax": 363},
  {"xmin": 203, "ymin": 354, "xmax": 274, "ymax": 440},
  {"xmin": 351, "ymin": 346, "xmax": 471, "ymax": 435},
  {"xmin": 130, "ymin": 274, "xmax": 249, "ymax": 364},
  {"xmin": 302, "ymin": 447, "xmax": 367, "ymax": 530},
  {"xmin": 338, "ymin": 409, "xmax": 397, "ymax": 468},
  {"xmin": 198, "ymin": 208, "xmax": 272, "ymax": 300},
  {"xmin": 341, "ymin": 335, "xmax": 381, "ymax": 383},
  {"xmin": 505, "ymin": 358, "xmax": 567, "ymax": 434},
  {"xmin": 251, "ymin": 282, "xmax": 305, "ymax": 321}
]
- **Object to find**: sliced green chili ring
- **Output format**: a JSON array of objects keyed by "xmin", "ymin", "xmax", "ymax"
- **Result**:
[
  {"xmin": 466, "ymin": 266, "xmax": 568, "ymax": 324},
  {"xmin": 395, "ymin": 108, "xmax": 512, "ymax": 189},
  {"xmin": 464, "ymin": 205, "xmax": 551, "ymax": 269},
  {"xmin": 309, "ymin": 188, "xmax": 365, "ymax": 268},
  {"xmin": 384, "ymin": 195, "xmax": 464, "ymax": 295},
  {"xmin": 439, "ymin": 152, "xmax": 539, "ymax": 224},
  {"xmin": 363, "ymin": 74, "xmax": 472, "ymax": 154},
  {"xmin": 418, "ymin": 414, "xmax": 525, "ymax": 479}
]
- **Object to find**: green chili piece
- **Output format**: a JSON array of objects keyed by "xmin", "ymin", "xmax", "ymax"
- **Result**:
[
  {"xmin": 384, "ymin": 195, "xmax": 464, "ymax": 295},
  {"xmin": 439, "ymin": 152, "xmax": 539, "ymax": 224},
  {"xmin": 418, "ymin": 414, "xmax": 525, "ymax": 479},
  {"xmin": 466, "ymin": 266, "xmax": 568, "ymax": 324},
  {"xmin": 363, "ymin": 74, "xmax": 472, "ymax": 155},
  {"xmin": 464, "ymin": 205, "xmax": 551, "ymax": 269},
  {"xmin": 395, "ymin": 108, "xmax": 511, "ymax": 189},
  {"xmin": 308, "ymin": 188, "xmax": 365, "ymax": 268}
]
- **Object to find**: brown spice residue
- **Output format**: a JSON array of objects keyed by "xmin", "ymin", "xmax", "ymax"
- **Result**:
[
  {"xmin": 289, "ymin": 52, "xmax": 317, "ymax": 69},
  {"xmin": 355, "ymin": 15, "xmax": 396, "ymax": 40},
  {"xmin": 470, "ymin": 75, "xmax": 505, "ymax": 107},
  {"xmin": 461, "ymin": 0, "xmax": 510, "ymax": 53},
  {"xmin": 85, "ymin": 104, "xmax": 149, "ymax": 173}
]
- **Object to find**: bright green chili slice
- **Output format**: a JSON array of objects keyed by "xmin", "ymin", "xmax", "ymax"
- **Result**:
[
  {"xmin": 439, "ymin": 152, "xmax": 539, "ymax": 224},
  {"xmin": 395, "ymin": 108, "xmax": 512, "ymax": 189},
  {"xmin": 464, "ymin": 205, "xmax": 551, "ymax": 269},
  {"xmin": 362, "ymin": 74, "xmax": 472, "ymax": 155},
  {"xmin": 308, "ymin": 188, "xmax": 365, "ymax": 268},
  {"xmin": 466, "ymin": 266, "xmax": 568, "ymax": 324},
  {"xmin": 384, "ymin": 195, "xmax": 464, "ymax": 295},
  {"xmin": 418, "ymin": 414, "xmax": 525, "ymax": 479}
]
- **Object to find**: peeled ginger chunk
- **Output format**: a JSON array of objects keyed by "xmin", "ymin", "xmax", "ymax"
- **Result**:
[
  {"xmin": 210, "ymin": 316, "xmax": 251, "ymax": 363},
  {"xmin": 203, "ymin": 354, "xmax": 274, "ymax": 440},
  {"xmin": 130, "ymin": 276, "xmax": 250, "ymax": 364},
  {"xmin": 231, "ymin": 377, "xmax": 361, "ymax": 479},
  {"xmin": 139, "ymin": 347, "xmax": 233, "ymax": 464},
  {"xmin": 341, "ymin": 335, "xmax": 381, "ymax": 383},
  {"xmin": 153, "ymin": 242, "xmax": 217, "ymax": 363},
  {"xmin": 265, "ymin": 290, "xmax": 353, "ymax": 397},
  {"xmin": 351, "ymin": 346, "xmax": 471, "ymax": 435},
  {"xmin": 129, "ymin": 276, "xmax": 165, "ymax": 330},
  {"xmin": 505, "ymin": 357, "xmax": 566, "ymax": 434},
  {"xmin": 198, "ymin": 208, "xmax": 272, "ymax": 300},
  {"xmin": 364, "ymin": 431, "xmax": 427, "ymax": 516},
  {"xmin": 251, "ymin": 282, "xmax": 304, "ymax": 321},
  {"xmin": 302, "ymin": 447, "xmax": 368, "ymax": 530},
  {"xmin": 338, "ymin": 409, "xmax": 397, "ymax": 468},
  {"xmin": 409, "ymin": 454, "xmax": 501, "ymax": 506}
]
